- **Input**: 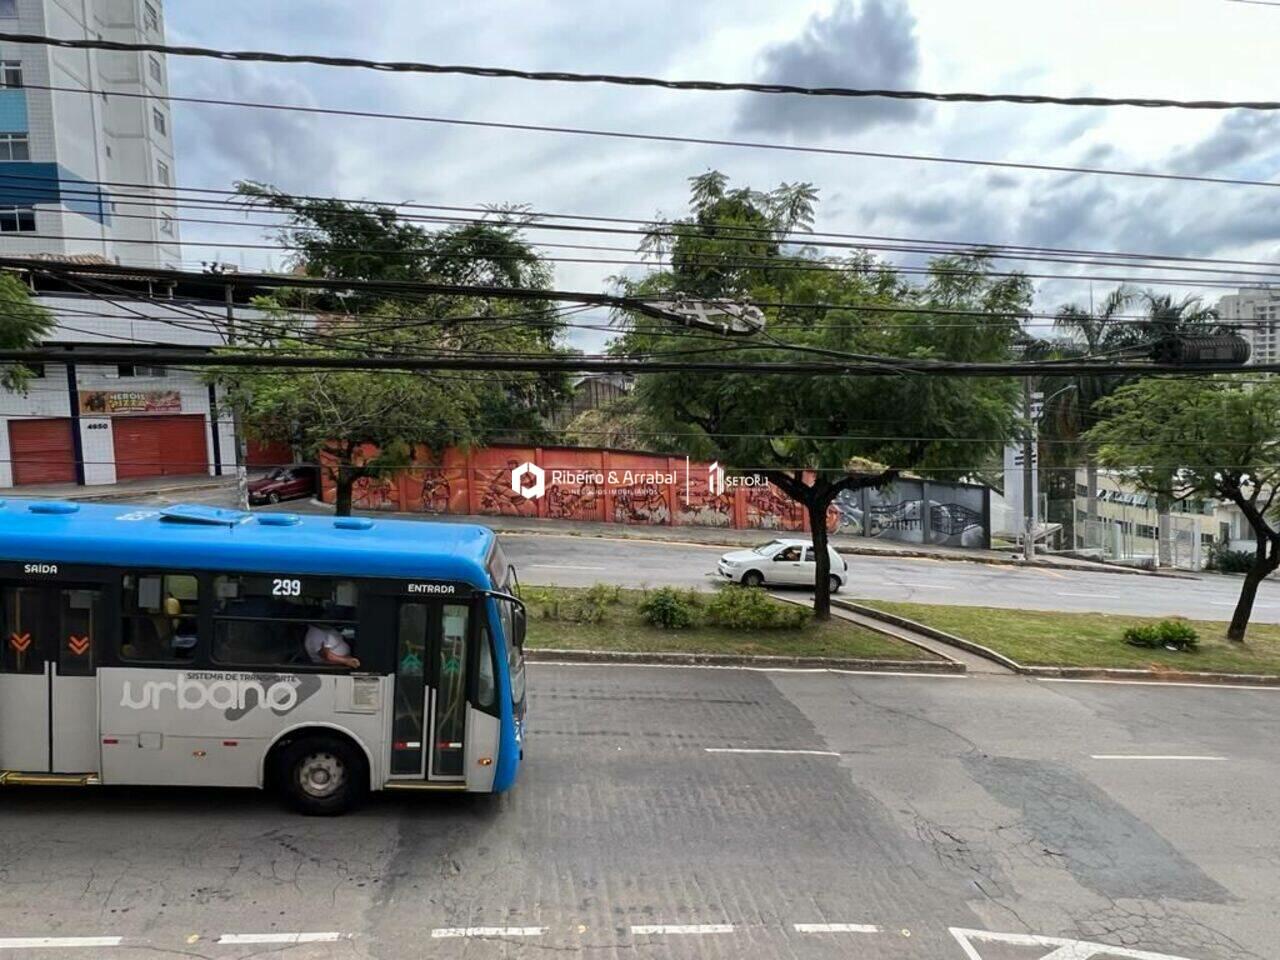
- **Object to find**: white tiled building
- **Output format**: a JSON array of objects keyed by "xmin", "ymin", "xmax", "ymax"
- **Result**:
[
  {"xmin": 0, "ymin": 0, "xmax": 179, "ymax": 266},
  {"xmin": 1217, "ymin": 288, "xmax": 1280, "ymax": 366},
  {"xmin": 0, "ymin": 2, "xmax": 254, "ymax": 489}
]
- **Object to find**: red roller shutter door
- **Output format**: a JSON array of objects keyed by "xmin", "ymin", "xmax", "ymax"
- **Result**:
[
  {"xmin": 9, "ymin": 418, "xmax": 76, "ymax": 485},
  {"xmin": 113, "ymin": 415, "xmax": 208, "ymax": 480}
]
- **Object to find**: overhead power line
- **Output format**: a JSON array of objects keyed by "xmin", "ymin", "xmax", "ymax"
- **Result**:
[
  {"xmin": 5, "ymin": 170, "xmax": 1279, "ymax": 274},
  {"xmin": 3, "ymin": 31, "xmax": 1278, "ymax": 111},
  {"xmin": 12, "ymin": 81, "xmax": 1280, "ymax": 192},
  {"xmin": 0, "ymin": 348, "xmax": 1266, "ymax": 378}
]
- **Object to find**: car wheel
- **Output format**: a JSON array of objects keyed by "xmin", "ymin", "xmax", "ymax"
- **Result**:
[
  {"xmin": 828, "ymin": 575, "xmax": 842, "ymax": 594},
  {"xmin": 268, "ymin": 492, "xmax": 280, "ymax": 504},
  {"xmin": 277, "ymin": 735, "xmax": 367, "ymax": 816},
  {"xmin": 741, "ymin": 570, "xmax": 764, "ymax": 588}
]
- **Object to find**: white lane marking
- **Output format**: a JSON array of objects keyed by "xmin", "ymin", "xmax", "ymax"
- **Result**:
[
  {"xmin": 793, "ymin": 923, "xmax": 880, "ymax": 933},
  {"xmin": 217, "ymin": 933, "xmax": 343, "ymax": 944},
  {"xmin": 1058, "ymin": 591, "xmax": 1119, "ymax": 599},
  {"xmin": 530, "ymin": 662, "xmax": 967, "ymax": 678},
  {"xmin": 1091, "ymin": 754, "xmax": 1225, "ymax": 761},
  {"xmin": 0, "ymin": 938, "xmax": 123, "ymax": 950},
  {"xmin": 705, "ymin": 748, "xmax": 840, "ymax": 757},
  {"xmin": 430, "ymin": 927, "xmax": 546, "ymax": 939},
  {"xmin": 1043, "ymin": 677, "xmax": 1280, "ymax": 691},
  {"xmin": 950, "ymin": 926, "xmax": 1196, "ymax": 960},
  {"xmin": 632, "ymin": 924, "xmax": 734, "ymax": 935}
]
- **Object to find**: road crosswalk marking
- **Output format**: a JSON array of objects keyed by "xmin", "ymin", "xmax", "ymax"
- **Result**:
[{"xmin": 950, "ymin": 927, "xmax": 1198, "ymax": 960}]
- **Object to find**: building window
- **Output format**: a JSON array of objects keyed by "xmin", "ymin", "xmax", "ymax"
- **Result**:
[
  {"xmin": 0, "ymin": 61, "xmax": 21, "ymax": 88},
  {"xmin": 0, "ymin": 0, "xmax": 15, "ymax": 18},
  {"xmin": 148, "ymin": 55, "xmax": 162, "ymax": 83},
  {"xmin": 0, "ymin": 133, "xmax": 29, "ymax": 161},
  {"xmin": 160, "ymin": 212, "xmax": 174, "ymax": 236},
  {"xmin": 156, "ymin": 159, "xmax": 169, "ymax": 186},
  {"xmin": 120, "ymin": 572, "xmax": 199, "ymax": 663},
  {"xmin": 117, "ymin": 363, "xmax": 167, "ymax": 377},
  {"xmin": 24, "ymin": 362, "xmax": 44, "ymax": 378},
  {"xmin": 151, "ymin": 107, "xmax": 166, "ymax": 136},
  {"xmin": 143, "ymin": 1, "xmax": 159, "ymax": 32},
  {"xmin": 0, "ymin": 205, "xmax": 34, "ymax": 231},
  {"xmin": 212, "ymin": 575, "xmax": 359, "ymax": 668}
]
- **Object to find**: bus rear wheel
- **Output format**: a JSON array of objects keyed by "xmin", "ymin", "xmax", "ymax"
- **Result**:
[{"xmin": 277, "ymin": 735, "xmax": 367, "ymax": 816}]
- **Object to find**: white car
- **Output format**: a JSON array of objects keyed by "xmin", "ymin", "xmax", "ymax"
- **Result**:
[{"xmin": 717, "ymin": 538, "xmax": 848, "ymax": 592}]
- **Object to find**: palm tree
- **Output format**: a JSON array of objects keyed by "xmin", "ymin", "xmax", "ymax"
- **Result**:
[{"xmin": 1042, "ymin": 288, "xmax": 1217, "ymax": 555}]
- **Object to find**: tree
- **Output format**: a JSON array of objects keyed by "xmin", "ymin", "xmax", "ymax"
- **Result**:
[
  {"xmin": 217, "ymin": 186, "xmax": 570, "ymax": 514},
  {"xmin": 615, "ymin": 173, "xmax": 1029, "ymax": 618},
  {"xmin": 1039, "ymin": 289, "xmax": 1217, "ymax": 551},
  {"xmin": 0, "ymin": 272, "xmax": 53, "ymax": 390},
  {"xmin": 1086, "ymin": 376, "xmax": 1280, "ymax": 642}
]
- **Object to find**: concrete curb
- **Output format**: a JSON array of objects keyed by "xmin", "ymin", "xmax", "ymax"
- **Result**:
[
  {"xmin": 59, "ymin": 481, "xmax": 232, "ymax": 502},
  {"xmin": 837, "ymin": 600, "xmax": 1280, "ymax": 686},
  {"xmin": 833, "ymin": 600, "xmax": 1022, "ymax": 671},
  {"xmin": 526, "ymin": 647, "xmax": 965, "ymax": 673}
]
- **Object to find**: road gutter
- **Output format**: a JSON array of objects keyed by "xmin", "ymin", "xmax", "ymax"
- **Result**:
[{"xmin": 526, "ymin": 647, "xmax": 963, "ymax": 673}]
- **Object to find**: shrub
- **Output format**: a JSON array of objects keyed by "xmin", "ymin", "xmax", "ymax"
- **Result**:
[
  {"xmin": 524, "ymin": 585, "xmax": 615, "ymax": 624},
  {"xmin": 1206, "ymin": 541, "xmax": 1255, "ymax": 575},
  {"xmin": 706, "ymin": 585, "xmax": 810, "ymax": 630},
  {"xmin": 639, "ymin": 587, "xmax": 699, "ymax": 629},
  {"xmin": 1123, "ymin": 619, "xmax": 1200, "ymax": 652}
]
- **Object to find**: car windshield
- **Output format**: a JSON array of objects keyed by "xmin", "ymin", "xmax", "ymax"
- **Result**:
[{"xmin": 751, "ymin": 540, "xmax": 784, "ymax": 555}]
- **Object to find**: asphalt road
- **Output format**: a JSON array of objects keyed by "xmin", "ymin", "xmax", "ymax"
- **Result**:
[
  {"xmin": 503, "ymin": 532, "xmax": 1280, "ymax": 622},
  {"xmin": 0, "ymin": 664, "xmax": 1273, "ymax": 959}
]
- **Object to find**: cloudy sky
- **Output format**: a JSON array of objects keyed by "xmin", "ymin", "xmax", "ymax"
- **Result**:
[{"xmin": 164, "ymin": 0, "xmax": 1280, "ymax": 347}]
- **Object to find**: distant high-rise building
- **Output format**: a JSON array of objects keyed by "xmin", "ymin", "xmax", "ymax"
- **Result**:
[
  {"xmin": 1218, "ymin": 289, "xmax": 1280, "ymax": 366},
  {"xmin": 0, "ymin": 0, "xmax": 178, "ymax": 266}
]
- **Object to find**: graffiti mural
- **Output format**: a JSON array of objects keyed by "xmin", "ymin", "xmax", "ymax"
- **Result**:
[{"xmin": 317, "ymin": 444, "xmax": 989, "ymax": 547}]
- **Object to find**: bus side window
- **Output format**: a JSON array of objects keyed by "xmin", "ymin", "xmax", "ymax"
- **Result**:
[
  {"xmin": 120, "ymin": 573, "xmax": 199, "ymax": 663},
  {"xmin": 212, "ymin": 575, "xmax": 358, "ymax": 668}
]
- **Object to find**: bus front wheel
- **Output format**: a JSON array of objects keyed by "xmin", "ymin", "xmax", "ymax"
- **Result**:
[{"xmin": 277, "ymin": 735, "xmax": 367, "ymax": 816}]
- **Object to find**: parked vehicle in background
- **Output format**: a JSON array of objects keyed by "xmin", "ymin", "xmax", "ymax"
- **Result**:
[
  {"xmin": 248, "ymin": 466, "xmax": 316, "ymax": 505},
  {"xmin": 717, "ymin": 538, "xmax": 847, "ymax": 593}
]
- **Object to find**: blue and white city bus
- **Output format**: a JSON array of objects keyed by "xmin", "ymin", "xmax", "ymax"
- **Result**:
[{"xmin": 0, "ymin": 499, "xmax": 526, "ymax": 814}]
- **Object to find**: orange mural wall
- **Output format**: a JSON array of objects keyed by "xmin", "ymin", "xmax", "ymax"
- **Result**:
[{"xmin": 323, "ymin": 444, "xmax": 829, "ymax": 532}]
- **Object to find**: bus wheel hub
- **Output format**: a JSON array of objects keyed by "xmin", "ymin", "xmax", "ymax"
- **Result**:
[{"xmin": 299, "ymin": 753, "xmax": 344, "ymax": 797}]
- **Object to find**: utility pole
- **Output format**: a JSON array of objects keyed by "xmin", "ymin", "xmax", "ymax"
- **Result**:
[
  {"xmin": 224, "ymin": 281, "xmax": 250, "ymax": 511},
  {"xmin": 1023, "ymin": 376, "xmax": 1036, "ymax": 562}
]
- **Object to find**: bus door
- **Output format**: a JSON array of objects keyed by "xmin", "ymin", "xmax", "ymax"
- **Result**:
[
  {"xmin": 390, "ymin": 600, "xmax": 470, "ymax": 782},
  {"xmin": 0, "ymin": 584, "xmax": 104, "ymax": 774}
]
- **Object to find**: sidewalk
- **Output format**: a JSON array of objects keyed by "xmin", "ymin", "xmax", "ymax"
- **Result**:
[{"xmin": 8, "ymin": 475, "xmax": 1192, "ymax": 579}]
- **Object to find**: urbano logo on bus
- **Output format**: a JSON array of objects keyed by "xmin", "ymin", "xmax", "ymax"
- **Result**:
[{"xmin": 121, "ymin": 673, "xmax": 313, "ymax": 715}]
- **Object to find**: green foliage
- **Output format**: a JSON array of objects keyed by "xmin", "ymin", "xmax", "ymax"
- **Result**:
[
  {"xmin": 706, "ymin": 585, "xmax": 810, "ymax": 630},
  {"xmin": 523, "ymin": 583, "xmax": 619, "ymax": 624},
  {"xmin": 1123, "ymin": 619, "xmax": 1200, "ymax": 652},
  {"xmin": 639, "ymin": 587, "xmax": 700, "ymax": 629},
  {"xmin": 0, "ymin": 273, "xmax": 53, "ymax": 391},
  {"xmin": 613, "ymin": 172, "xmax": 1029, "ymax": 480},
  {"xmin": 213, "ymin": 185, "xmax": 574, "ymax": 512},
  {"xmin": 1207, "ymin": 541, "xmax": 1255, "ymax": 575}
]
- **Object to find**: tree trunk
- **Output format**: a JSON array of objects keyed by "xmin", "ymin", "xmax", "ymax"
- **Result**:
[
  {"xmin": 807, "ymin": 493, "xmax": 834, "ymax": 621},
  {"xmin": 1228, "ymin": 562, "xmax": 1267, "ymax": 643},
  {"xmin": 334, "ymin": 464, "xmax": 355, "ymax": 517}
]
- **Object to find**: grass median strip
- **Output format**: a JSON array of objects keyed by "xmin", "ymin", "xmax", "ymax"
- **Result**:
[
  {"xmin": 858, "ymin": 600, "xmax": 1280, "ymax": 675},
  {"xmin": 523, "ymin": 585, "xmax": 939, "ymax": 661}
]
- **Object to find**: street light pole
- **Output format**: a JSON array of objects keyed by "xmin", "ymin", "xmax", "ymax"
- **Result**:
[{"xmin": 1023, "ymin": 376, "xmax": 1036, "ymax": 562}]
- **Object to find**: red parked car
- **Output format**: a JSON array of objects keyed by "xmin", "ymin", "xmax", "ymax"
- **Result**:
[{"xmin": 248, "ymin": 466, "xmax": 316, "ymax": 505}]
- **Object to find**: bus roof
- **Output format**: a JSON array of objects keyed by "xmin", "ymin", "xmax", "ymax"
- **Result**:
[{"xmin": 0, "ymin": 499, "xmax": 499, "ymax": 586}]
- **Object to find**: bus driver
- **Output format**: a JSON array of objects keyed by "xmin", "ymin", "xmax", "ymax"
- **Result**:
[{"xmin": 304, "ymin": 623, "xmax": 361, "ymax": 670}]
